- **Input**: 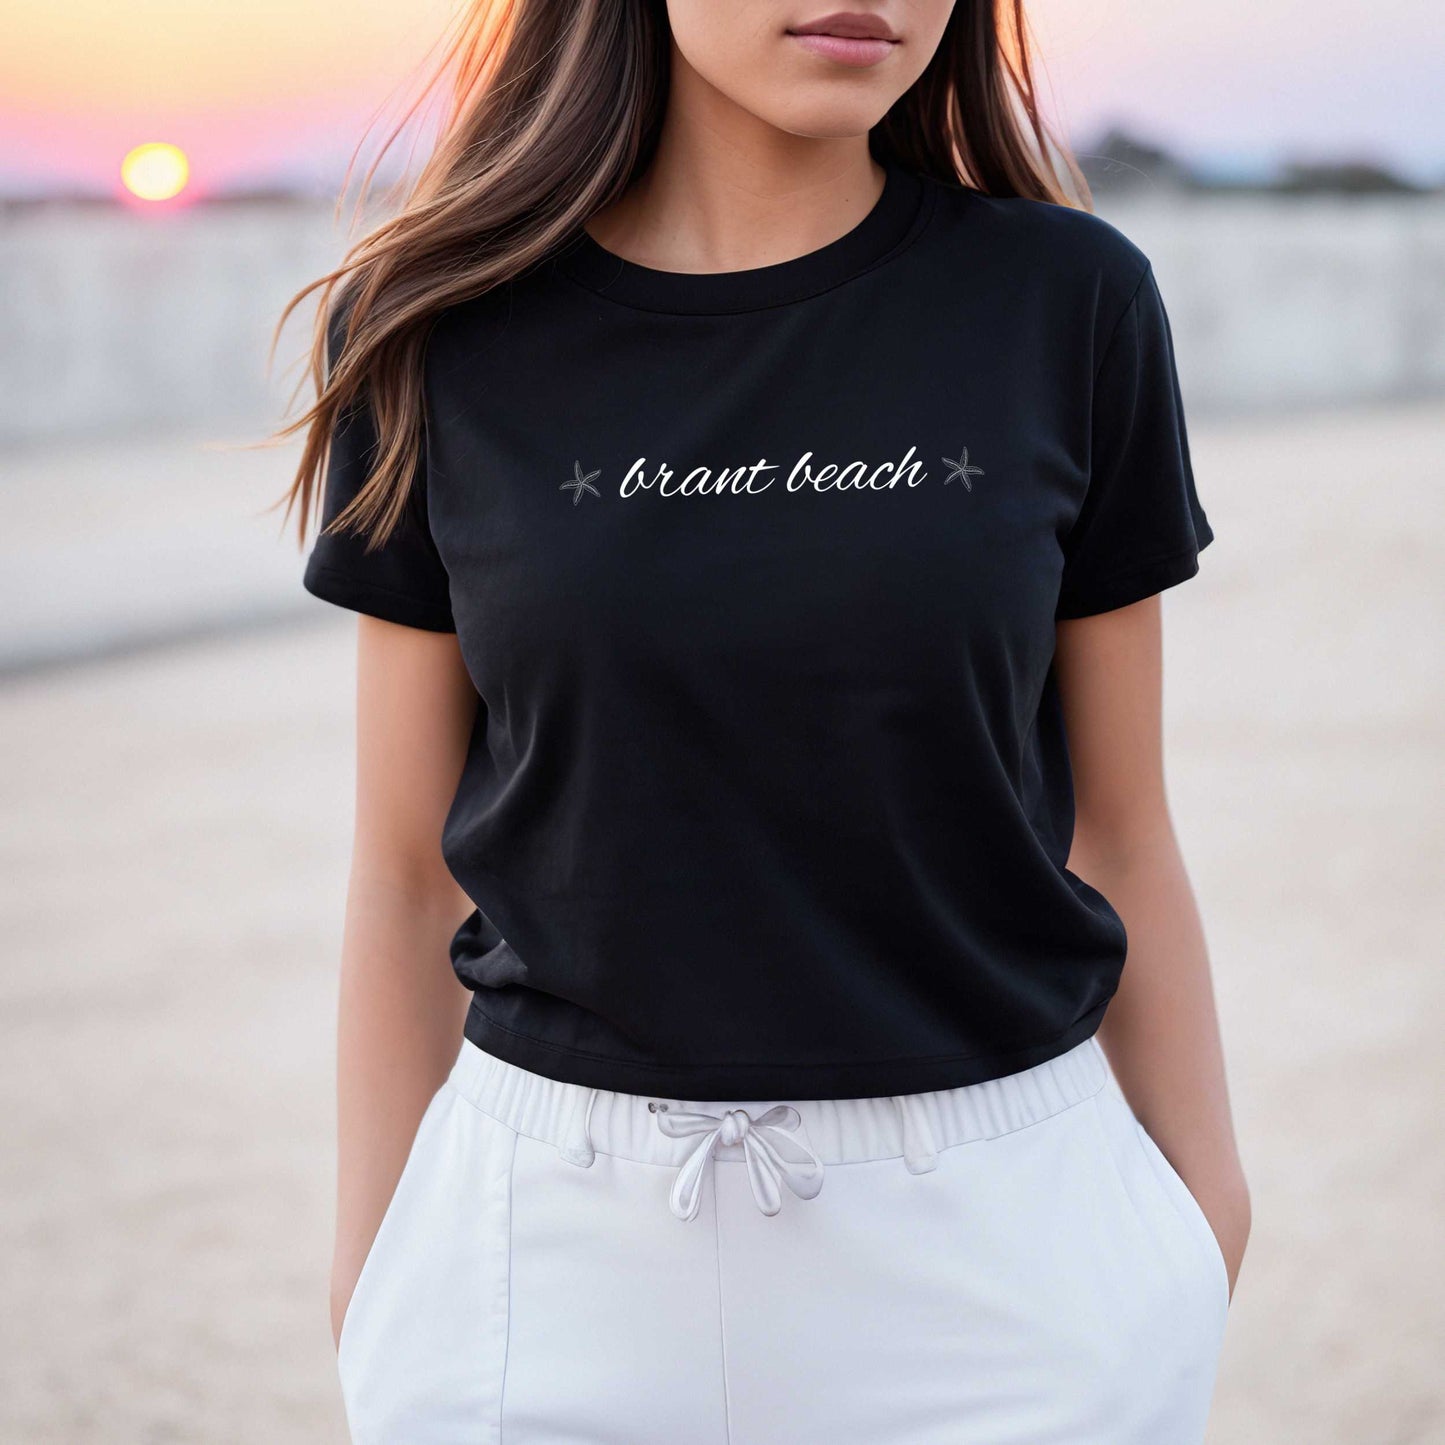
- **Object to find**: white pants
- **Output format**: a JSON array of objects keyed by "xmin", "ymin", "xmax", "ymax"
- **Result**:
[{"xmin": 338, "ymin": 1036, "xmax": 1228, "ymax": 1444}]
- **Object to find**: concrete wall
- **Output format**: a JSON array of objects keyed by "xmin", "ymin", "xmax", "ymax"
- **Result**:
[
  {"xmin": 2, "ymin": 193, "xmax": 1443, "ymax": 444},
  {"xmin": 0, "ymin": 201, "xmax": 343, "ymax": 445},
  {"xmin": 1106, "ymin": 194, "xmax": 1445, "ymax": 413}
]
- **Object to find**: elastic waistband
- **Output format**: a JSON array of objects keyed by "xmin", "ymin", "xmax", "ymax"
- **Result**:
[{"xmin": 446, "ymin": 1035, "xmax": 1109, "ymax": 1170}]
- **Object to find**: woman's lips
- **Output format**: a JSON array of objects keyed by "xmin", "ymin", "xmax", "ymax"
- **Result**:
[
  {"xmin": 787, "ymin": 13, "xmax": 900, "ymax": 68},
  {"xmin": 788, "ymin": 32, "xmax": 896, "ymax": 66}
]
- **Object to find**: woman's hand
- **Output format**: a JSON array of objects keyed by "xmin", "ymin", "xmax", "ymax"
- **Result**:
[
  {"xmin": 331, "ymin": 1242, "xmax": 376, "ymax": 1350},
  {"xmin": 330, "ymin": 1265, "xmax": 355, "ymax": 1351},
  {"xmin": 1193, "ymin": 1167, "xmax": 1252, "ymax": 1300}
]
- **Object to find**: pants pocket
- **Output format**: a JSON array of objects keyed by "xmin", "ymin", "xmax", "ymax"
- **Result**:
[
  {"xmin": 1131, "ymin": 1111, "xmax": 1231, "ymax": 1314},
  {"xmin": 338, "ymin": 1083, "xmax": 517, "ymax": 1445},
  {"xmin": 1091, "ymin": 1089, "xmax": 1230, "ymax": 1324},
  {"xmin": 335, "ymin": 1083, "xmax": 449, "ymax": 1364}
]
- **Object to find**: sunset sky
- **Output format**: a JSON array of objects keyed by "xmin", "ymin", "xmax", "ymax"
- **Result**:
[{"xmin": 0, "ymin": 0, "xmax": 1438, "ymax": 197}]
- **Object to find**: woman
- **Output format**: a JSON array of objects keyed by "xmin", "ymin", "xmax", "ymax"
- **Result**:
[{"xmin": 286, "ymin": 1, "xmax": 1250, "ymax": 1441}]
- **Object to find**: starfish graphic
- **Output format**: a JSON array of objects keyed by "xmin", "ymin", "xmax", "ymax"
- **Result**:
[
  {"xmin": 941, "ymin": 446, "xmax": 984, "ymax": 491},
  {"xmin": 560, "ymin": 460, "xmax": 601, "ymax": 506}
]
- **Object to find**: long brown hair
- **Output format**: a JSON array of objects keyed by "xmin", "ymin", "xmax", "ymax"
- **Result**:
[{"xmin": 278, "ymin": 0, "xmax": 1084, "ymax": 548}]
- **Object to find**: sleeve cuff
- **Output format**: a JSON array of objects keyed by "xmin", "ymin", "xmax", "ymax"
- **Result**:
[
  {"xmin": 1055, "ymin": 535, "xmax": 1211, "ymax": 620},
  {"xmin": 303, "ymin": 563, "xmax": 455, "ymax": 633}
]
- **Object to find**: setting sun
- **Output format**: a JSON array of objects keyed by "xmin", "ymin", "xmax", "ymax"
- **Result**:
[{"xmin": 120, "ymin": 142, "xmax": 189, "ymax": 201}]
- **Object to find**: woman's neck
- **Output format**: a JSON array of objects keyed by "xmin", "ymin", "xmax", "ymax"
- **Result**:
[{"xmin": 583, "ymin": 51, "xmax": 885, "ymax": 276}]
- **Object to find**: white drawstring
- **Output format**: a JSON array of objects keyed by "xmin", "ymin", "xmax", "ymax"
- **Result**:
[
  {"xmin": 654, "ymin": 1104, "xmax": 825, "ymax": 1223},
  {"xmin": 892, "ymin": 1093, "xmax": 940, "ymax": 1175},
  {"xmin": 559, "ymin": 1086, "xmax": 599, "ymax": 1167},
  {"xmin": 562, "ymin": 1088, "xmax": 934, "ymax": 1214}
]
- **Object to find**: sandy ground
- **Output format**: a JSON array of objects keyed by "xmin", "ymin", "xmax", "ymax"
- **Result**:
[
  {"xmin": 2, "ymin": 402, "xmax": 1443, "ymax": 1443},
  {"xmin": 0, "ymin": 429, "xmax": 310, "ymax": 673}
]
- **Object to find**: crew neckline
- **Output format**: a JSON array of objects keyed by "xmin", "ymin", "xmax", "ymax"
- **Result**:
[{"xmin": 556, "ymin": 160, "xmax": 930, "ymax": 315}]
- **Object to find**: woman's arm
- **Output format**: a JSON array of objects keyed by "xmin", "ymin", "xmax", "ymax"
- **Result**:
[
  {"xmin": 330, "ymin": 616, "xmax": 479, "ymax": 1345},
  {"xmin": 1055, "ymin": 596, "xmax": 1251, "ymax": 1297}
]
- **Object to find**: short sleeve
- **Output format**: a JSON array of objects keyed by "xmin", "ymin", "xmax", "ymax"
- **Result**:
[
  {"xmin": 1056, "ymin": 264, "xmax": 1214, "ymax": 620},
  {"xmin": 301, "ymin": 313, "xmax": 455, "ymax": 633}
]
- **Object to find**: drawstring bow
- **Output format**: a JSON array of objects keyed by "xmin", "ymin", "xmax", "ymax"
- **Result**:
[{"xmin": 654, "ymin": 1104, "xmax": 825, "ymax": 1223}]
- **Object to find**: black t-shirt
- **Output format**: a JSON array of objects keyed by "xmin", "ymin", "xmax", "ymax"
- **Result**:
[{"xmin": 304, "ymin": 161, "xmax": 1212, "ymax": 1100}]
